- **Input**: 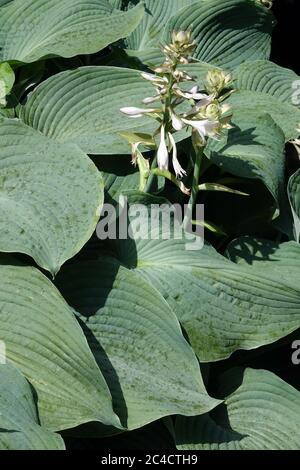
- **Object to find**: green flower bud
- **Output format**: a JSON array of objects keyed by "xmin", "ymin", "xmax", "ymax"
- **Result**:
[
  {"xmin": 205, "ymin": 69, "xmax": 232, "ymax": 96},
  {"xmin": 172, "ymin": 31, "xmax": 191, "ymax": 47},
  {"xmin": 205, "ymin": 103, "xmax": 220, "ymax": 120}
]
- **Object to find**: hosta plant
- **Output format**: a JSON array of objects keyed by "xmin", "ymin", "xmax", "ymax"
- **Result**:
[{"xmin": 0, "ymin": 0, "xmax": 299, "ymax": 451}]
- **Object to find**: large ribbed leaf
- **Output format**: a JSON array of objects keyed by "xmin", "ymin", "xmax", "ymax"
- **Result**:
[
  {"xmin": 228, "ymin": 90, "xmax": 300, "ymax": 141},
  {"xmin": 0, "ymin": 118, "xmax": 103, "ymax": 275},
  {"xmin": 109, "ymin": 0, "xmax": 123, "ymax": 8},
  {"xmin": 226, "ymin": 237, "xmax": 300, "ymax": 290},
  {"xmin": 205, "ymin": 110, "xmax": 285, "ymax": 217},
  {"xmin": 163, "ymin": 0, "xmax": 273, "ymax": 70},
  {"xmin": 288, "ymin": 169, "xmax": 300, "ymax": 243},
  {"xmin": 18, "ymin": 67, "xmax": 156, "ymax": 155},
  {"xmin": 175, "ymin": 368, "xmax": 300, "ymax": 450},
  {"xmin": 0, "ymin": 0, "xmax": 144, "ymax": 63},
  {"xmin": 126, "ymin": 0, "xmax": 195, "ymax": 50},
  {"xmin": 234, "ymin": 60, "xmax": 300, "ymax": 107},
  {"xmin": 55, "ymin": 256, "xmax": 220, "ymax": 430},
  {"xmin": 0, "ymin": 365, "xmax": 64, "ymax": 450},
  {"xmin": 0, "ymin": 62, "xmax": 15, "ymax": 99},
  {"xmin": 96, "ymin": 155, "xmax": 139, "ymax": 204},
  {"xmin": 124, "ymin": 1, "xmax": 273, "ymax": 70},
  {"xmin": 102, "ymin": 192, "xmax": 300, "ymax": 361},
  {"xmin": 0, "ymin": 258, "xmax": 120, "ymax": 431}
]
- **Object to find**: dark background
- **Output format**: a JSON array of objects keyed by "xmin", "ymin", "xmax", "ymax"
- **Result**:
[{"xmin": 271, "ymin": 0, "xmax": 299, "ymax": 74}]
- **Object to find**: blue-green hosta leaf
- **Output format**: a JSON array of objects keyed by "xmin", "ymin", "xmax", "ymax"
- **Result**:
[
  {"xmin": 0, "ymin": 0, "xmax": 144, "ymax": 63},
  {"xmin": 109, "ymin": 0, "xmax": 123, "ymax": 9},
  {"xmin": 205, "ymin": 111, "xmax": 285, "ymax": 218},
  {"xmin": 0, "ymin": 118, "xmax": 104, "ymax": 275},
  {"xmin": 0, "ymin": 258, "xmax": 120, "ymax": 431},
  {"xmin": 0, "ymin": 107, "xmax": 14, "ymax": 117},
  {"xmin": 226, "ymin": 237, "xmax": 300, "ymax": 290},
  {"xmin": 124, "ymin": 47, "xmax": 165, "ymax": 68},
  {"xmin": 101, "ymin": 192, "xmax": 300, "ymax": 362},
  {"xmin": 163, "ymin": 0, "xmax": 273, "ymax": 70},
  {"xmin": 0, "ymin": 62, "xmax": 15, "ymax": 97},
  {"xmin": 97, "ymin": 155, "xmax": 140, "ymax": 204},
  {"xmin": 0, "ymin": 0, "xmax": 12, "ymax": 6},
  {"xmin": 234, "ymin": 60, "xmax": 300, "ymax": 108},
  {"xmin": 0, "ymin": 365, "xmax": 65, "ymax": 450},
  {"xmin": 124, "ymin": 1, "xmax": 273, "ymax": 70},
  {"xmin": 175, "ymin": 368, "xmax": 300, "ymax": 450},
  {"xmin": 126, "ymin": 0, "xmax": 195, "ymax": 51},
  {"xmin": 228, "ymin": 91, "xmax": 300, "ymax": 141},
  {"xmin": 55, "ymin": 256, "xmax": 220, "ymax": 430},
  {"xmin": 226, "ymin": 236, "xmax": 296, "ymax": 267},
  {"xmin": 288, "ymin": 169, "xmax": 300, "ymax": 243},
  {"xmin": 18, "ymin": 66, "xmax": 156, "ymax": 155}
]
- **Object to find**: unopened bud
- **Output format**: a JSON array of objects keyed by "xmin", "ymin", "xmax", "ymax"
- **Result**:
[
  {"xmin": 205, "ymin": 69, "xmax": 232, "ymax": 96},
  {"xmin": 205, "ymin": 103, "xmax": 220, "ymax": 120},
  {"xmin": 172, "ymin": 31, "xmax": 191, "ymax": 47}
]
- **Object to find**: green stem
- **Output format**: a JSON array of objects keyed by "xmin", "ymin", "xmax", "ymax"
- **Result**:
[
  {"xmin": 144, "ymin": 155, "xmax": 158, "ymax": 193},
  {"xmin": 183, "ymin": 144, "xmax": 204, "ymax": 230},
  {"xmin": 136, "ymin": 151, "xmax": 150, "ymax": 192}
]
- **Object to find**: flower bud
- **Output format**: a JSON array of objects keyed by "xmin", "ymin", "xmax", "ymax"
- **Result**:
[
  {"xmin": 205, "ymin": 69, "xmax": 232, "ymax": 96},
  {"xmin": 172, "ymin": 31, "xmax": 191, "ymax": 47},
  {"xmin": 205, "ymin": 103, "xmax": 220, "ymax": 120}
]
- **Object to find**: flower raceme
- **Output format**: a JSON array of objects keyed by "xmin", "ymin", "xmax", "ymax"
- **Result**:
[{"xmin": 120, "ymin": 31, "xmax": 233, "ymax": 181}]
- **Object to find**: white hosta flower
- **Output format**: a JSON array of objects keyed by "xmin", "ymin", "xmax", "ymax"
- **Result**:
[
  {"xmin": 173, "ymin": 70, "xmax": 193, "ymax": 82},
  {"xmin": 170, "ymin": 110, "xmax": 185, "ymax": 131},
  {"xmin": 142, "ymin": 95, "xmax": 161, "ymax": 104},
  {"xmin": 185, "ymin": 97, "xmax": 214, "ymax": 117},
  {"xmin": 182, "ymin": 118, "xmax": 219, "ymax": 140},
  {"xmin": 141, "ymin": 72, "xmax": 168, "ymax": 85},
  {"xmin": 157, "ymin": 125, "xmax": 169, "ymax": 171},
  {"xmin": 168, "ymin": 132, "xmax": 186, "ymax": 178},
  {"xmin": 0, "ymin": 80, "xmax": 7, "ymax": 107},
  {"xmin": 174, "ymin": 85, "xmax": 211, "ymax": 102},
  {"xmin": 120, "ymin": 107, "xmax": 157, "ymax": 118}
]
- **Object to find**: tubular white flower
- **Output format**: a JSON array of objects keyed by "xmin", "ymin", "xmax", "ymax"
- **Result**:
[
  {"xmin": 120, "ymin": 107, "xmax": 157, "ymax": 118},
  {"xmin": 170, "ymin": 110, "xmax": 185, "ymax": 131},
  {"xmin": 142, "ymin": 95, "xmax": 161, "ymax": 104},
  {"xmin": 185, "ymin": 96, "xmax": 214, "ymax": 116},
  {"xmin": 141, "ymin": 72, "xmax": 168, "ymax": 85},
  {"xmin": 173, "ymin": 70, "xmax": 193, "ymax": 82},
  {"xmin": 176, "ymin": 85, "xmax": 211, "ymax": 101},
  {"xmin": 182, "ymin": 118, "xmax": 219, "ymax": 140},
  {"xmin": 157, "ymin": 125, "xmax": 169, "ymax": 171},
  {"xmin": 168, "ymin": 132, "xmax": 186, "ymax": 178}
]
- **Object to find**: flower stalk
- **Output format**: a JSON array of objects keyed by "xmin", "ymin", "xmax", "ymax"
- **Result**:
[{"xmin": 120, "ymin": 30, "xmax": 235, "ymax": 230}]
